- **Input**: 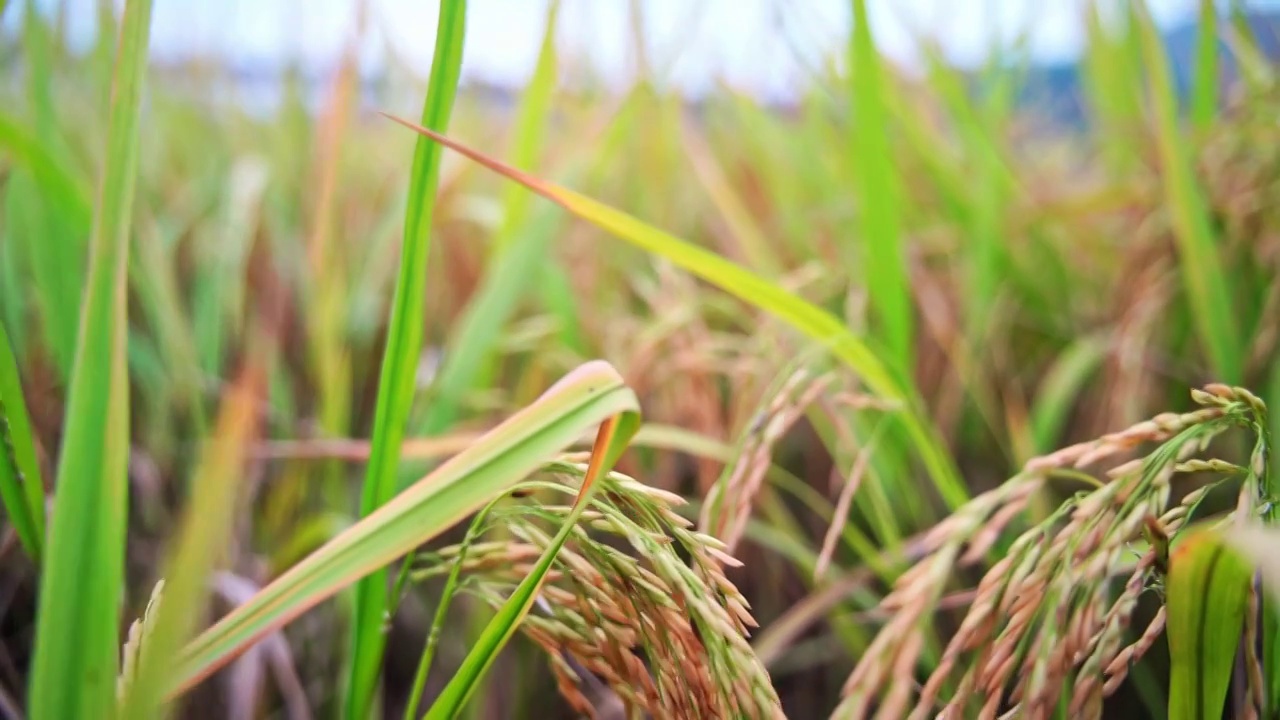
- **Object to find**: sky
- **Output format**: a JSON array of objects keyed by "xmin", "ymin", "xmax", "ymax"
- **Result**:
[{"xmin": 6, "ymin": 1, "xmax": 1276, "ymax": 101}]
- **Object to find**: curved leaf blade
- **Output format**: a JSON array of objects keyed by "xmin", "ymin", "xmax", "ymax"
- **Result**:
[
  {"xmin": 0, "ymin": 112, "xmax": 92, "ymax": 229},
  {"xmin": 172, "ymin": 360, "xmax": 640, "ymax": 697},
  {"xmin": 426, "ymin": 413, "xmax": 639, "ymax": 718},
  {"xmin": 379, "ymin": 114, "xmax": 967, "ymax": 510},
  {"xmin": 384, "ymin": 114, "xmax": 962, "ymax": 509}
]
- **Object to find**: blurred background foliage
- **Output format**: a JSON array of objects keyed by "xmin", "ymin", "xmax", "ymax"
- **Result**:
[{"xmin": 1, "ymin": 0, "xmax": 1279, "ymax": 717}]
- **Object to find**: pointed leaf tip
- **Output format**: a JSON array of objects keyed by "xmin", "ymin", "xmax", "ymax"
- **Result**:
[{"xmin": 381, "ymin": 111, "xmax": 565, "ymax": 205}]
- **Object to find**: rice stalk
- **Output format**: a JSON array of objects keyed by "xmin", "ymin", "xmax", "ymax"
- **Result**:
[
  {"xmin": 413, "ymin": 457, "xmax": 784, "ymax": 719},
  {"xmin": 701, "ymin": 364, "xmax": 836, "ymax": 554},
  {"xmin": 835, "ymin": 384, "xmax": 1269, "ymax": 719}
]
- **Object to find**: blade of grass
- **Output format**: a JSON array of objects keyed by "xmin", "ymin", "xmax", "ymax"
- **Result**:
[
  {"xmin": 21, "ymin": 0, "xmax": 60, "ymax": 177},
  {"xmin": 116, "ymin": 350, "xmax": 266, "ymax": 719},
  {"xmin": 1028, "ymin": 335, "xmax": 1108, "ymax": 454},
  {"xmin": 418, "ymin": 0, "xmax": 561, "ymax": 436},
  {"xmin": 1135, "ymin": 0, "xmax": 1242, "ymax": 384},
  {"xmin": 848, "ymin": 0, "xmax": 912, "ymax": 376},
  {"xmin": 425, "ymin": 414, "xmax": 637, "ymax": 718},
  {"xmin": 6, "ymin": 175, "xmax": 78, "ymax": 378},
  {"xmin": 173, "ymin": 360, "xmax": 640, "ymax": 698},
  {"xmin": 419, "ymin": 204, "xmax": 564, "ymax": 438},
  {"xmin": 345, "ymin": 2, "xmax": 467, "ymax": 717},
  {"xmin": 16, "ymin": 0, "xmax": 86, "ymax": 380},
  {"xmin": 914, "ymin": 40, "xmax": 1017, "ymax": 346},
  {"xmin": 91, "ymin": 0, "xmax": 118, "ymax": 108},
  {"xmin": 537, "ymin": 260, "xmax": 586, "ymax": 356},
  {"xmin": 382, "ymin": 114, "xmax": 968, "ymax": 512},
  {"xmin": 27, "ymin": 0, "xmax": 153, "ymax": 716},
  {"xmin": 965, "ymin": 58, "xmax": 1015, "ymax": 347},
  {"xmin": 1081, "ymin": 0, "xmax": 1142, "ymax": 171},
  {"xmin": 0, "ymin": 113, "xmax": 91, "ymax": 224},
  {"xmin": 190, "ymin": 159, "xmax": 270, "ymax": 381},
  {"xmin": 0, "ymin": 110, "xmax": 92, "ymax": 370},
  {"xmin": 1191, "ymin": 0, "xmax": 1218, "ymax": 133},
  {"xmin": 128, "ymin": 220, "xmax": 206, "ymax": 435},
  {"xmin": 1166, "ymin": 527, "xmax": 1254, "ymax": 720},
  {"xmin": 878, "ymin": 37, "xmax": 1021, "ymax": 491},
  {"xmin": 0, "ymin": 218, "xmax": 25, "ymax": 360},
  {"xmin": 1221, "ymin": 21, "xmax": 1274, "ymax": 96},
  {"xmin": 0, "ymin": 321, "xmax": 46, "ymax": 564}
]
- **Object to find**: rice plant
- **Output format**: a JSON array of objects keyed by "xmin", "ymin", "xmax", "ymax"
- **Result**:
[{"xmin": 0, "ymin": 0, "xmax": 1278, "ymax": 718}]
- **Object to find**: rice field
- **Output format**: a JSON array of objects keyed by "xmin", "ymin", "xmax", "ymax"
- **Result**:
[{"xmin": 1, "ymin": 1, "xmax": 1279, "ymax": 718}]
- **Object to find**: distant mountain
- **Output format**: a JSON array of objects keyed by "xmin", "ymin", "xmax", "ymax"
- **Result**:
[{"xmin": 1013, "ymin": 10, "xmax": 1280, "ymax": 129}]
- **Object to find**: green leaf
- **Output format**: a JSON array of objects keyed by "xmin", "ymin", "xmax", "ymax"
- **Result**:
[
  {"xmin": 1191, "ymin": 0, "xmax": 1219, "ymax": 133},
  {"xmin": 1135, "ymin": 0, "xmax": 1241, "ymax": 384},
  {"xmin": 6, "ymin": 173, "xmax": 84, "ymax": 379},
  {"xmin": 1166, "ymin": 529, "xmax": 1253, "ymax": 720},
  {"xmin": 0, "ymin": 105, "xmax": 92, "ymax": 381},
  {"xmin": 27, "ymin": 0, "xmax": 153, "ymax": 716},
  {"xmin": 849, "ymin": 0, "xmax": 912, "ymax": 376},
  {"xmin": 418, "ymin": 0, "xmax": 561, "ymax": 436},
  {"xmin": 425, "ymin": 413, "xmax": 639, "ymax": 718},
  {"xmin": 382, "ymin": 115, "xmax": 968, "ymax": 513},
  {"xmin": 0, "ymin": 113, "xmax": 92, "ymax": 227},
  {"xmin": 402, "ymin": 497, "xmax": 498, "ymax": 720},
  {"xmin": 1223, "ymin": 520, "xmax": 1280, "ymax": 717},
  {"xmin": 1221, "ymin": 524, "xmax": 1280, "ymax": 605},
  {"xmin": 1081, "ymin": 0, "xmax": 1144, "ymax": 172},
  {"xmin": 0, "ymin": 321, "xmax": 46, "ymax": 564},
  {"xmin": 345, "ymin": 1, "xmax": 467, "ymax": 717},
  {"xmin": 13, "ymin": 0, "xmax": 88, "ymax": 380},
  {"xmin": 420, "ymin": 206, "xmax": 562, "ymax": 439},
  {"xmin": 173, "ymin": 360, "xmax": 640, "ymax": 700},
  {"xmin": 190, "ymin": 159, "xmax": 270, "ymax": 382}
]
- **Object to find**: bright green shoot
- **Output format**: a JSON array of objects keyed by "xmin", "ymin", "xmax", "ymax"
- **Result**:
[
  {"xmin": 345, "ymin": 2, "xmax": 467, "ymax": 718},
  {"xmin": 28, "ymin": 0, "xmax": 153, "ymax": 717},
  {"xmin": 848, "ymin": 0, "xmax": 912, "ymax": 378}
]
